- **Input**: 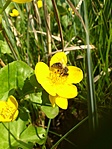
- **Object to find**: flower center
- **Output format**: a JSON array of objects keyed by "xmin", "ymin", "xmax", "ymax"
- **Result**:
[
  {"xmin": 49, "ymin": 63, "xmax": 69, "ymax": 84},
  {"xmin": 0, "ymin": 103, "xmax": 16, "ymax": 120}
]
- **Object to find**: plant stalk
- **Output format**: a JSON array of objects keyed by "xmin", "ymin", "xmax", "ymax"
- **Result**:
[{"xmin": 83, "ymin": 0, "xmax": 98, "ymax": 134}]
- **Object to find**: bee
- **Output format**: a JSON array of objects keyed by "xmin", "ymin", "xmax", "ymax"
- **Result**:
[{"xmin": 51, "ymin": 62, "xmax": 68, "ymax": 76}]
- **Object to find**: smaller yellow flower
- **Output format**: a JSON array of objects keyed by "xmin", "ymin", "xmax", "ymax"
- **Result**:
[
  {"xmin": 12, "ymin": 0, "xmax": 32, "ymax": 3},
  {"xmin": 68, "ymin": 7, "xmax": 74, "ymax": 14},
  {"xmin": 0, "ymin": 96, "xmax": 18, "ymax": 122},
  {"xmin": 10, "ymin": 9, "xmax": 19, "ymax": 17},
  {"xmin": 37, "ymin": 0, "xmax": 43, "ymax": 8},
  {"xmin": 35, "ymin": 52, "xmax": 83, "ymax": 109}
]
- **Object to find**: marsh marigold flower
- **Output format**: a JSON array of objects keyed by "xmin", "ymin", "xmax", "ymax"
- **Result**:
[
  {"xmin": 37, "ymin": 0, "xmax": 43, "ymax": 8},
  {"xmin": 10, "ymin": 9, "xmax": 19, "ymax": 17},
  {"xmin": 12, "ymin": 0, "xmax": 32, "ymax": 3},
  {"xmin": 0, "ymin": 96, "xmax": 18, "ymax": 122},
  {"xmin": 35, "ymin": 52, "xmax": 83, "ymax": 109}
]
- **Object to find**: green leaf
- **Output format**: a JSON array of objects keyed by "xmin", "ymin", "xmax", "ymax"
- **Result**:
[
  {"xmin": 20, "ymin": 125, "xmax": 46, "ymax": 145},
  {"xmin": 30, "ymin": 74, "xmax": 43, "ymax": 91},
  {"xmin": 0, "ymin": 119, "xmax": 29, "ymax": 149},
  {"xmin": 61, "ymin": 15, "xmax": 69, "ymax": 29},
  {"xmin": 22, "ymin": 78, "xmax": 35, "ymax": 95},
  {"xmin": 0, "ymin": 118, "xmax": 46, "ymax": 149},
  {"xmin": 30, "ymin": 92, "xmax": 42, "ymax": 104},
  {"xmin": 0, "ymin": 61, "xmax": 33, "ymax": 100},
  {"xmin": 57, "ymin": 5, "xmax": 67, "ymax": 16},
  {"xmin": 10, "ymin": 118, "xmax": 27, "ymax": 138},
  {"xmin": 0, "ymin": 123, "xmax": 9, "ymax": 149},
  {"xmin": 0, "ymin": 40, "xmax": 11, "ymax": 54},
  {"xmin": 42, "ymin": 90, "xmax": 50, "ymax": 105},
  {"xmin": 41, "ymin": 106, "xmax": 59, "ymax": 119}
]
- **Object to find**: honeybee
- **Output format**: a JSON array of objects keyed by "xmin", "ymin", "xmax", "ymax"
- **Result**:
[{"xmin": 51, "ymin": 62, "xmax": 68, "ymax": 76}]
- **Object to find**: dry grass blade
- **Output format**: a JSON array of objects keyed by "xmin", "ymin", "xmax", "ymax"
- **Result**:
[
  {"xmin": 67, "ymin": 0, "xmax": 87, "ymax": 33},
  {"xmin": 51, "ymin": 0, "xmax": 64, "ymax": 51}
]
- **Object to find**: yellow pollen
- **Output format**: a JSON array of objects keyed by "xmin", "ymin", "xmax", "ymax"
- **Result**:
[{"xmin": 49, "ymin": 68, "xmax": 67, "ymax": 84}]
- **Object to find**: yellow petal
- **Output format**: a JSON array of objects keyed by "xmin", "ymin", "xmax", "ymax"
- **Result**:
[
  {"xmin": 10, "ymin": 9, "xmax": 19, "ymax": 17},
  {"xmin": 35, "ymin": 62, "xmax": 49, "ymax": 84},
  {"xmin": 37, "ymin": 0, "xmax": 43, "ymax": 8},
  {"xmin": 7, "ymin": 96, "xmax": 18, "ymax": 121},
  {"xmin": 0, "ymin": 101, "xmax": 8, "ymax": 122},
  {"xmin": 7, "ymin": 96, "xmax": 18, "ymax": 109},
  {"xmin": 49, "ymin": 95, "xmax": 56, "ymax": 107},
  {"xmin": 55, "ymin": 96, "xmax": 68, "ymax": 109},
  {"xmin": 49, "ymin": 95, "xmax": 68, "ymax": 109},
  {"xmin": 0, "ymin": 116, "xmax": 12, "ymax": 122},
  {"xmin": 50, "ymin": 52, "xmax": 67, "ymax": 67},
  {"xmin": 12, "ymin": 0, "xmax": 32, "ymax": 3},
  {"xmin": 10, "ymin": 13, "xmax": 14, "ymax": 17},
  {"xmin": 12, "ymin": 110, "xmax": 19, "ymax": 121},
  {"xmin": 67, "ymin": 66, "xmax": 83, "ymax": 84},
  {"xmin": 0, "ymin": 101, "xmax": 6, "ymax": 110},
  {"xmin": 0, "ymin": 96, "xmax": 18, "ymax": 122},
  {"xmin": 0, "ymin": 116, "xmax": 10, "ymax": 122},
  {"xmin": 42, "ymin": 80, "xmax": 56, "ymax": 96},
  {"xmin": 56, "ymin": 84, "xmax": 78, "ymax": 98},
  {"xmin": 35, "ymin": 62, "xmax": 56, "ymax": 96}
]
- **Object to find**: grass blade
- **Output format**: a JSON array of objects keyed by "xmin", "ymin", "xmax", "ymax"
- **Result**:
[{"xmin": 83, "ymin": 0, "xmax": 98, "ymax": 134}]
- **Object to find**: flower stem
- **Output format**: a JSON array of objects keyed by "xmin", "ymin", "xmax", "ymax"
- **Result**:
[
  {"xmin": 42, "ymin": 118, "xmax": 51, "ymax": 149},
  {"xmin": 51, "ymin": 116, "xmax": 88, "ymax": 149},
  {"xmin": 0, "ymin": 0, "xmax": 11, "ymax": 14}
]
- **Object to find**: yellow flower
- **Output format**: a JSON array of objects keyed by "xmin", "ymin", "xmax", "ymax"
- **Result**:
[
  {"xmin": 68, "ymin": 7, "xmax": 74, "ymax": 14},
  {"xmin": 10, "ymin": 9, "xmax": 19, "ymax": 17},
  {"xmin": 35, "ymin": 52, "xmax": 83, "ymax": 109},
  {"xmin": 37, "ymin": 0, "xmax": 43, "ymax": 8},
  {"xmin": 0, "ymin": 96, "xmax": 18, "ymax": 122},
  {"xmin": 12, "ymin": 0, "xmax": 32, "ymax": 3}
]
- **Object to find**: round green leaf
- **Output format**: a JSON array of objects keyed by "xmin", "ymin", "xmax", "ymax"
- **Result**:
[
  {"xmin": 0, "ymin": 61, "xmax": 33, "ymax": 100},
  {"xmin": 0, "ymin": 119, "xmax": 30, "ymax": 149},
  {"xmin": 0, "ymin": 118, "xmax": 46, "ymax": 148},
  {"xmin": 20, "ymin": 125, "xmax": 46, "ymax": 145},
  {"xmin": 41, "ymin": 106, "xmax": 59, "ymax": 119}
]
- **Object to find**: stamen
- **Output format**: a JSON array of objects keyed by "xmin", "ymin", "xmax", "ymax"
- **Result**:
[{"xmin": 49, "ymin": 65, "xmax": 68, "ymax": 85}]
